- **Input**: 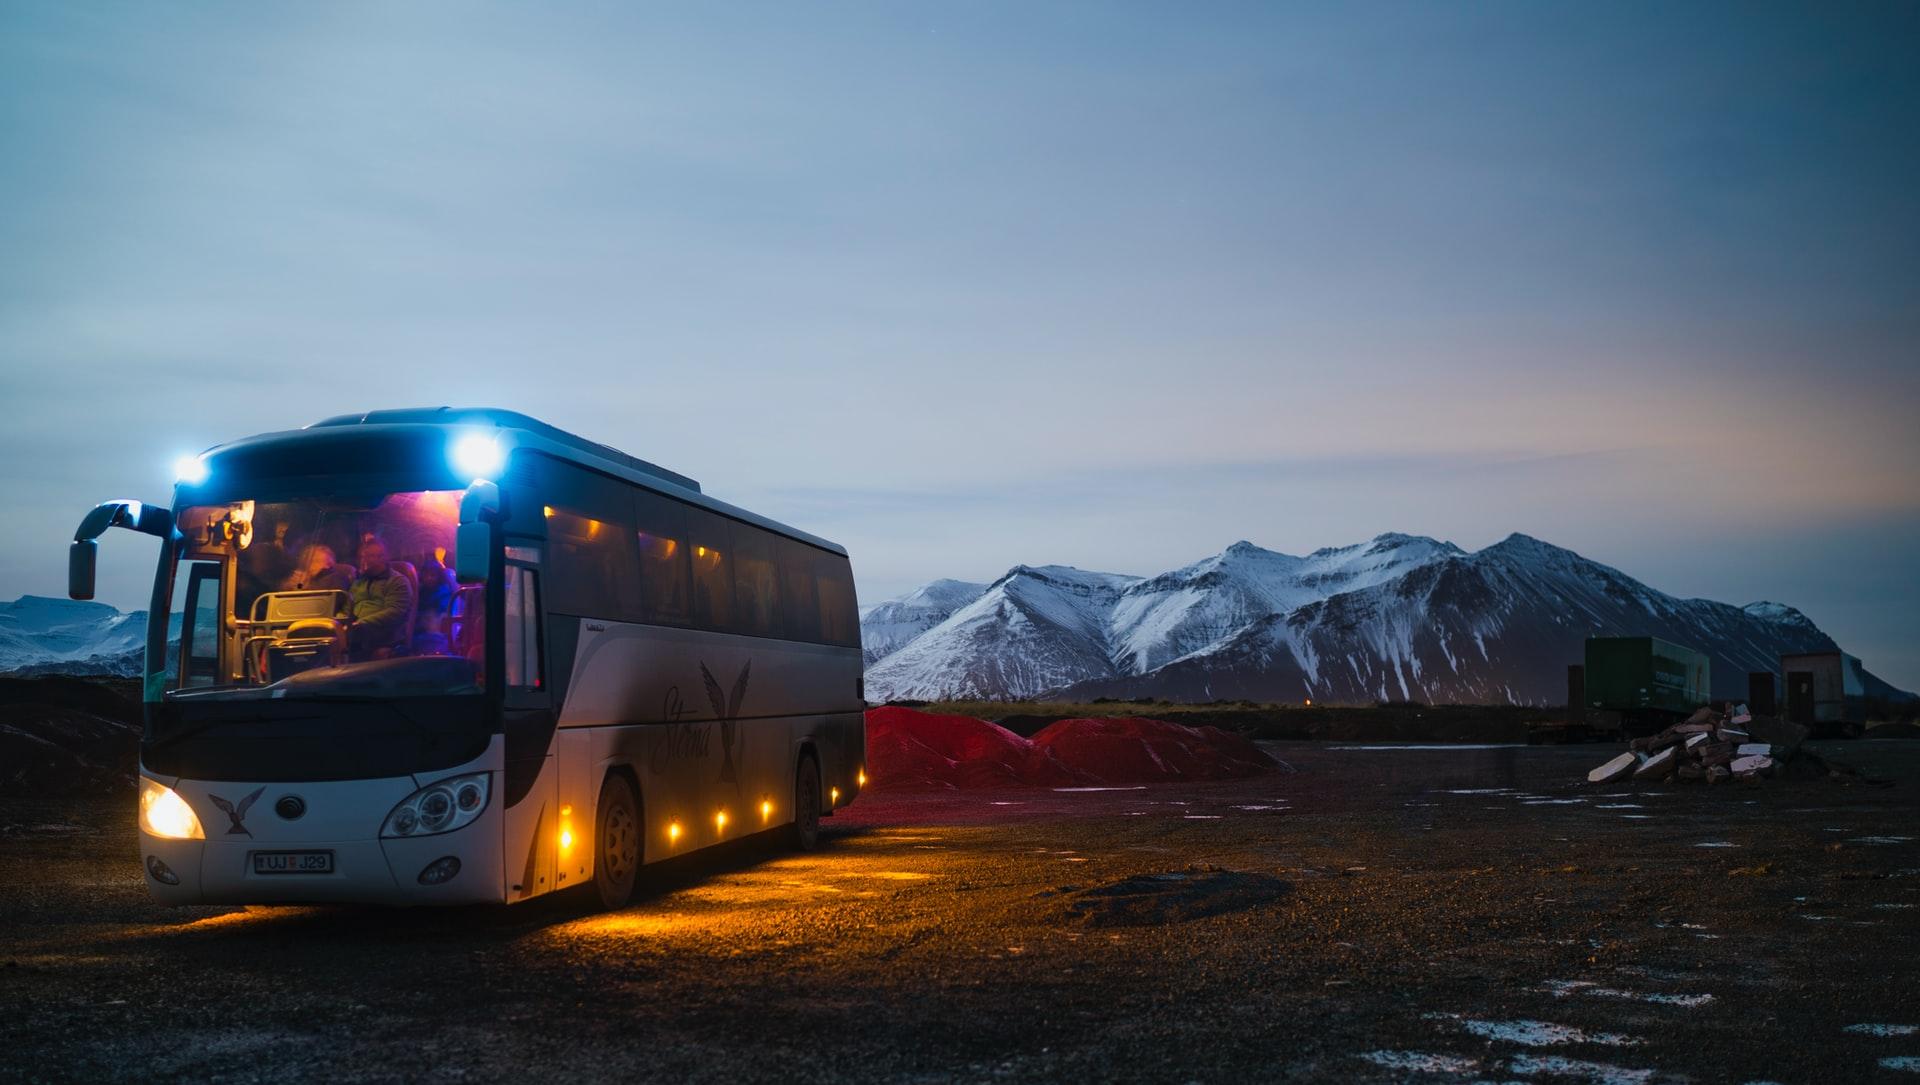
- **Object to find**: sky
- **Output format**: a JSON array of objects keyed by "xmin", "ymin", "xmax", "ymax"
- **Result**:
[{"xmin": 2, "ymin": 2, "xmax": 1916, "ymax": 687}]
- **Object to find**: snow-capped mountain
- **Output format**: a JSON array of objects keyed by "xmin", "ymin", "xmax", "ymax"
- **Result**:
[
  {"xmin": 0, "ymin": 596, "xmax": 166, "ymax": 677},
  {"xmin": 864, "ymin": 565, "xmax": 1141, "ymax": 701},
  {"xmin": 859, "ymin": 578, "xmax": 988, "ymax": 666},
  {"xmin": 863, "ymin": 534, "xmax": 1913, "ymax": 705}
]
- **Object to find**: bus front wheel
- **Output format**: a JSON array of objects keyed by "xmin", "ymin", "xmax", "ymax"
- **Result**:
[
  {"xmin": 790, "ymin": 753, "xmax": 822, "ymax": 852},
  {"xmin": 593, "ymin": 773, "xmax": 641, "ymax": 910}
]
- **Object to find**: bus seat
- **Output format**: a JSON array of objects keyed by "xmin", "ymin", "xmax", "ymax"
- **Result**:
[{"xmin": 245, "ymin": 589, "xmax": 349, "ymax": 682}]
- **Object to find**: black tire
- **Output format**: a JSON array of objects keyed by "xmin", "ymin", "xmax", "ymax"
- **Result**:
[
  {"xmin": 593, "ymin": 773, "xmax": 641, "ymax": 910},
  {"xmin": 790, "ymin": 753, "xmax": 822, "ymax": 852}
]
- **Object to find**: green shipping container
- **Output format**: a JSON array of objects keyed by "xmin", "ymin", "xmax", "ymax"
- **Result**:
[{"xmin": 1585, "ymin": 636, "xmax": 1711, "ymax": 717}]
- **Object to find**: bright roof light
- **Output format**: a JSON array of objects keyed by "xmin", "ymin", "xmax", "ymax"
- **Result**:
[
  {"xmin": 173, "ymin": 454, "xmax": 208, "ymax": 486},
  {"xmin": 451, "ymin": 433, "xmax": 506, "ymax": 481}
]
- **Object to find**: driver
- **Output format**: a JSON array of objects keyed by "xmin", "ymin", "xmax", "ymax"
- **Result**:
[{"xmin": 346, "ymin": 536, "xmax": 416, "ymax": 661}]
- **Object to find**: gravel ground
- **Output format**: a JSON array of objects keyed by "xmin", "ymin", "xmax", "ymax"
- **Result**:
[{"xmin": 2, "ymin": 740, "xmax": 1917, "ymax": 1084}]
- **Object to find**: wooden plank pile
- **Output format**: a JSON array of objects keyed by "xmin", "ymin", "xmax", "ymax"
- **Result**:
[{"xmin": 1586, "ymin": 703, "xmax": 1812, "ymax": 786}]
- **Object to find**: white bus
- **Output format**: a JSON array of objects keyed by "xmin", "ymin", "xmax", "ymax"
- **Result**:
[{"xmin": 68, "ymin": 408, "xmax": 866, "ymax": 908}]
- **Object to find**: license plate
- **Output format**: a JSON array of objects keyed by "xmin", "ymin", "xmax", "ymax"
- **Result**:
[{"xmin": 252, "ymin": 850, "xmax": 334, "ymax": 875}]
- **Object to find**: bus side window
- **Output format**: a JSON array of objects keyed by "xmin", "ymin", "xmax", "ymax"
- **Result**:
[
  {"xmin": 816, "ymin": 554, "xmax": 859, "ymax": 648},
  {"xmin": 730, "ymin": 524, "xmax": 781, "ymax": 638},
  {"xmin": 777, "ymin": 539, "xmax": 822, "ymax": 644},
  {"xmin": 504, "ymin": 565, "xmax": 542, "ymax": 689},
  {"xmin": 634, "ymin": 493, "xmax": 690, "ymax": 626},
  {"xmin": 686, "ymin": 508, "xmax": 734, "ymax": 632}
]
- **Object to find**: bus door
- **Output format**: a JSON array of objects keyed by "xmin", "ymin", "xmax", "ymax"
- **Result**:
[{"xmin": 499, "ymin": 550, "xmax": 560, "ymax": 900}]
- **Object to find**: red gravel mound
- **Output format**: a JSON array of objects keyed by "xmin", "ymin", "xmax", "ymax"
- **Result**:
[{"xmin": 864, "ymin": 707, "xmax": 1276, "ymax": 791}]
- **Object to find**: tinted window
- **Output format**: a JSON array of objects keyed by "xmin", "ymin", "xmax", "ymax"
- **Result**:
[
  {"xmin": 634, "ymin": 492, "xmax": 690, "ymax": 626},
  {"xmin": 816, "ymin": 554, "xmax": 859, "ymax": 648},
  {"xmin": 541, "ymin": 466, "xmax": 639, "ymax": 620},
  {"xmin": 686, "ymin": 508, "xmax": 734, "ymax": 632},
  {"xmin": 504, "ymin": 565, "xmax": 542, "ymax": 689},
  {"xmin": 776, "ymin": 539, "xmax": 822, "ymax": 643},
  {"xmin": 730, "ymin": 524, "xmax": 781, "ymax": 638}
]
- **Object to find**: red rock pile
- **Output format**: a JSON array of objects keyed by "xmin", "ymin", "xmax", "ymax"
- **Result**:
[{"xmin": 865, "ymin": 707, "xmax": 1277, "ymax": 792}]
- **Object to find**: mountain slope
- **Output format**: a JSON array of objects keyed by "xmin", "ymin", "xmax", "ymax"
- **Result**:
[
  {"xmin": 860, "ymin": 579, "xmax": 988, "ymax": 666},
  {"xmin": 1106, "ymin": 535, "xmax": 1463, "ymax": 675},
  {"xmin": 867, "ymin": 534, "xmax": 1911, "ymax": 705},
  {"xmin": 863, "ymin": 565, "xmax": 1141, "ymax": 701},
  {"xmin": 0, "ymin": 596, "xmax": 163, "ymax": 677}
]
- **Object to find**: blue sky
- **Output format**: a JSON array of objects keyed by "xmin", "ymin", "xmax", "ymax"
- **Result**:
[{"xmin": 2, "ymin": 3, "xmax": 1916, "ymax": 687}]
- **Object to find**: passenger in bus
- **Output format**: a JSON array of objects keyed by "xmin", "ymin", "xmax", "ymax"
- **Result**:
[
  {"xmin": 415, "ymin": 547, "xmax": 457, "ymax": 619},
  {"xmin": 280, "ymin": 544, "xmax": 355, "ymax": 594},
  {"xmin": 236, "ymin": 520, "xmax": 296, "ymax": 616},
  {"xmin": 410, "ymin": 609, "xmax": 451, "ymax": 657},
  {"xmin": 346, "ymin": 537, "xmax": 417, "ymax": 661}
]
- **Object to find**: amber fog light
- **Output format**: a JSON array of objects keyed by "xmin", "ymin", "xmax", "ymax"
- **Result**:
[
  {"xmin": 145, "ymin": 855, "xmax": 179, "ymax": 885},
  {"xmin": 417, "ymin": 856, "xmax": 461, "ymax": 885}
]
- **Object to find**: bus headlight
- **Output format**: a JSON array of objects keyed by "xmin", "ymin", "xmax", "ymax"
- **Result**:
[
  {"xmin": 382, "ymin": 773, "xmax": 490, "ymax": 838},
  {"xmin": 139, "ymin": 778, "xmax": 205, "ymax": 840}
]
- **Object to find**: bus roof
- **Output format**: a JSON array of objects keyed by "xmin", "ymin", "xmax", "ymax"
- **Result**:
[{"xmin": 203, "ymin": 407, "xmax": 847, "ymax": 557}]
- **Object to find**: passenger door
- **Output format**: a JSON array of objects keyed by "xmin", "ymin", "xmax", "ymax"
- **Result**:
[{"xmin": 500, "ymin": 552, "xmax": 559, "ymax": 900}]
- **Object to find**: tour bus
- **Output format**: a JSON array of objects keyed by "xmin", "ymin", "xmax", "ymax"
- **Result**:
[{"xmin": 67, "ymin": 408, "xmax": 865, "ymax": 909}]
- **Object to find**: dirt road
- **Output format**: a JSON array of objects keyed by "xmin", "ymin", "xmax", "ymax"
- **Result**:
[{"xmin": 3, "ymin": 741, "xmax": 1917, "ymax": 1083}]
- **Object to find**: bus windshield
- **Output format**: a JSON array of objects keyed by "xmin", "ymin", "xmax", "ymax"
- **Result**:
[{"xmin": 166, "ymin": 489, "xmax": 486, "ymax": 700}]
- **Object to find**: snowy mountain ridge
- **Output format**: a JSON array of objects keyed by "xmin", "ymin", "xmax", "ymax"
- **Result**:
[
  {"xmin": 863, "ymin": 533, "xmax": 1910, "ymax": 705},
  {"xmin": 0, "ymin": 595, "xmax": 169, "ymax": 677}
]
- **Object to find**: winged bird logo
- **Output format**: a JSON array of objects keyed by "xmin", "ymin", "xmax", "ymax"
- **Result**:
[
  {"xmin": 700, "ymin": 660, "xmax": 750, "ymax": 788},
  {"xmin": 207, "ymin": 787, "xmax": 267, "ymax": 837}
]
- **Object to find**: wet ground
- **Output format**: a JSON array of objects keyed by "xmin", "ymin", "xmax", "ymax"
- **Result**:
[{"xmin": 2, "ymin": 740, "xmax": 1918, "ymax": 1084}]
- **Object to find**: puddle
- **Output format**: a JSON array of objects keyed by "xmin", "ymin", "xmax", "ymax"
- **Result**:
[
  {"xmin": 1846, "ymin": 1024, "xmax": 1919, "ymax": 1037},
  {"xmin": 1052, "ymin": 786, "xmax": 1147, "ymax": 793},
  {"xmin": 1694, "ymin": 842, "xmax": 1738, "ymax": 848},
  {"xmin": 1542, "ymin": 980, "xmax": 1713, "ymax": 1007},
  {"xmin": 1506, "ymin": 1053, "xmax": 1655, "ymax": 1084},
  {"xmin": 1881, "ymin": 1056, "xmax": 1920, "ymax": 1072},
  {"xmin": 1329, "ymin": 744, "xmax": 1525, "ymax": 751},
  {"xmin": 1358, "ymin": 1050, "xmax": 1480, "ymax": 1074},
  {"xmin": 1427, "ymin": 1014, "xmax": 1640, "ymax": 1047},
  {"xmin": 1848, "ymin": 836, "xmax": 1915, "ymax": 846}
]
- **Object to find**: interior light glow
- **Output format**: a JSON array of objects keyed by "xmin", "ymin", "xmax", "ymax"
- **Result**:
[
  {"xmin": 173, "ymin": 454, "xmax": 209, "ymax": 486},
  {"xmin": 139, "ymin": 778, "xmax": 205, "ymax": 840},
  {"xmin": 451, "ymin": 433, "xmax": 506, "ymax": 481}
]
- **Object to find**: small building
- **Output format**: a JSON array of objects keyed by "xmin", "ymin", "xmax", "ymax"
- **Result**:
[{"xmin": 1780, "ymin": 650, "xmax": 1867, "ymax": 733}]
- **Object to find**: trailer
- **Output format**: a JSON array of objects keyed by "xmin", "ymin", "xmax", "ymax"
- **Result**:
[
  {"xmin": 1582, "ymin": 636, "xmax": 1711, "ymax": 735},
  {"xmin": 1780, "ymin": 650, "xmax": 1866, "ymax": 738}
]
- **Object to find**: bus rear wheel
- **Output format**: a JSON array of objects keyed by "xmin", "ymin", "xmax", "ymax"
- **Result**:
[
  {"xmin": 790, "ymin": 753, "xmax": 822, "ymax": 852},
  {"xmin": 593, "ymin": 773, "xmax": 641, "ymax": 910}
]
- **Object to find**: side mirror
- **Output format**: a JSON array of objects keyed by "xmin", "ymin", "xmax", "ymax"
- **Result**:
[
  {"xmin": 455, "ymin": 479, "xmax": 503, "ymax": 583},
  {"xmin": 454, "ymin": 522, "xmax": 491, "ymax": 583},
  {"xmin": 69, "ymin": 540, "xmax": 98, "ymax": 600}
]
